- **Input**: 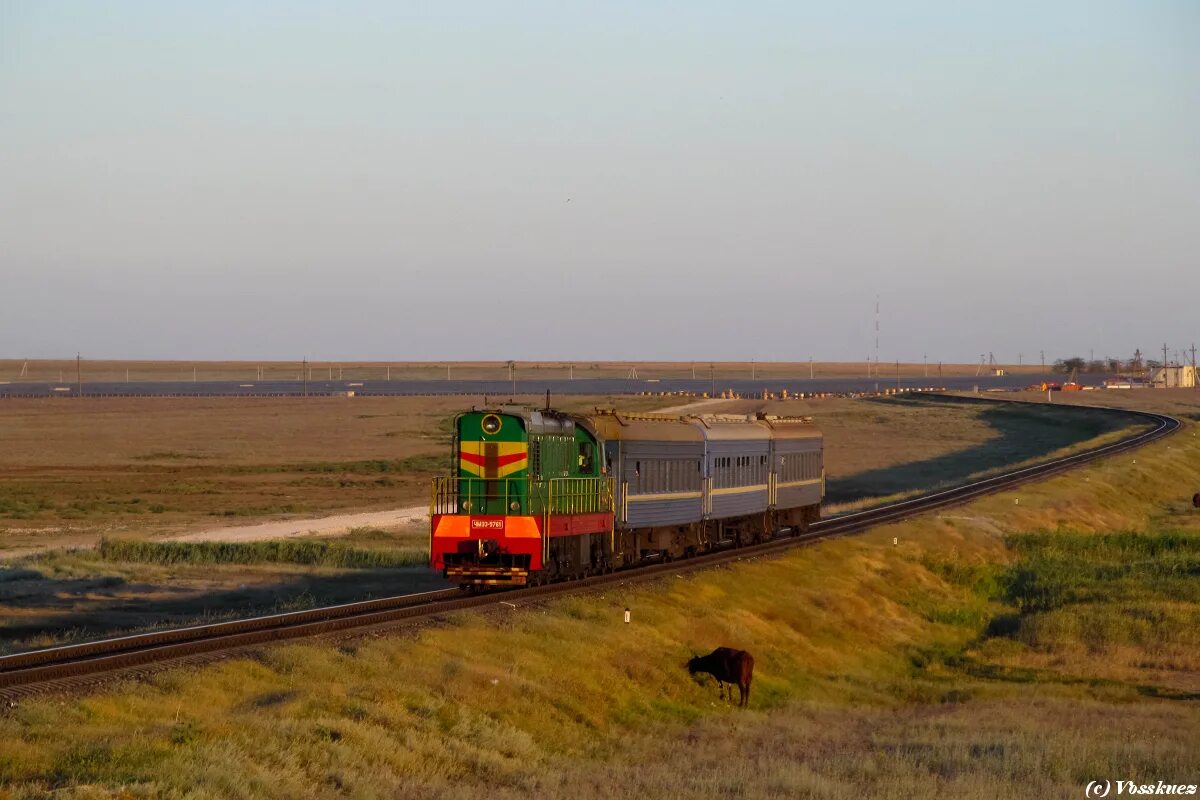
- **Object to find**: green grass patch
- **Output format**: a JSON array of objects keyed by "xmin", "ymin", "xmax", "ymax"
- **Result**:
[
  {"xmin": 231, "ymin": 454, "xmax": 447, "ymax": 475},
  {"xmin": 96, "ymin": 537, "xmax": 426, "ymax": 569}
]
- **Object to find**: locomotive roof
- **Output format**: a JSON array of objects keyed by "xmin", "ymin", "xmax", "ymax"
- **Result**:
[{"xmin": 474, "ymin": 406, "xmax": 576, "ymax": 436}]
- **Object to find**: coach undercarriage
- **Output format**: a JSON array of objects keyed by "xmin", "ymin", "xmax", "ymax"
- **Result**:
[{"xmin": 618, "ymin": 504, "xmax": 820, "ymax": 565}]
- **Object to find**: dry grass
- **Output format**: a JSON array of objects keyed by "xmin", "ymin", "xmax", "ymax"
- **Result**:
[{"xmin": 0, "ymin": 395, "xmax": 1195, "ymax": 798}]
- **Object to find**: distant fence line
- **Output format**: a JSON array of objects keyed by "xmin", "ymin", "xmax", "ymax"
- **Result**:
[{"xmin": 0, "ymin": 387, "xmax": 954, "ymax": 401}]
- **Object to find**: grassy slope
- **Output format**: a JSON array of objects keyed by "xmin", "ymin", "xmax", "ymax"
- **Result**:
[{"xmin": 0, "ymin": 400, "xmax": 1197, "ymax": 797}]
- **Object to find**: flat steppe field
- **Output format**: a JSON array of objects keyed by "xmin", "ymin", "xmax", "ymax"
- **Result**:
[
  {"xmin": 0, "ymin": 392, "xmax": 1135, "ymax": 549},
  {"xmin": 0, "ymin": 391, "xmax": 1195, "ymax": 798}
]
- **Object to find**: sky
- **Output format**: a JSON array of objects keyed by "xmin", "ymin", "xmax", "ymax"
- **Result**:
[{"xmin": 2, "ymin": 1, "xmax": 1198, "ymax": 363}]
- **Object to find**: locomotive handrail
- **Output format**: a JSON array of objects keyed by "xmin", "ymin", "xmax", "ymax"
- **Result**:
[{"xmin": 430, "ymin": 475, "xmax": 614, "ymax": 517}]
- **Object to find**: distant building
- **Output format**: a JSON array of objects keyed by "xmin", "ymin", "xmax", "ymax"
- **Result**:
[
  {"xmin": 1104, "ymin": 377, "xmax": 1149, "ymax": 389},
  {"xmin": 1148, "ymin": 365, "xmax": 1196, "ymax": 388}
]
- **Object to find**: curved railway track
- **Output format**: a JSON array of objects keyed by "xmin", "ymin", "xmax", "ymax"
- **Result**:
[{"xmin": 0, "ymin": 397, "xmax": 1180, "ymax": 704}]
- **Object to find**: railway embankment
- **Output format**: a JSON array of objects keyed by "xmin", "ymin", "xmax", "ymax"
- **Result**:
[{"xmin": 0, "ymin": 400, "xmax": 1195, "ymax": 797}]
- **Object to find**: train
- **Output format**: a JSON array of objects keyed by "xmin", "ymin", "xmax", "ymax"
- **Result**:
[{"xmin": 430, "ymin": 406, "xmax": 823, "ymax": 587}]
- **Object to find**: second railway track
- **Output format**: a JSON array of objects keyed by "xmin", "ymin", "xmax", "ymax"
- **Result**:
[{"xmin": 0, "ymin": 397, "xmax": 1180, "ymax": 704}]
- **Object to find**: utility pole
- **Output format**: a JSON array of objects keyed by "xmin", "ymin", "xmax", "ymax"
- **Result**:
[
  {"xmin": 303, "ymin": 357, "xmax": 308, "ymax": 397},
  {"xmin": 710, "ymin": 363, "xmax": 716, "ymax": 398},
  {"xmin": 923, "ymin": 353, "xmax": 928, "ymax": 378},
  {"xmin": 895, "ymin": 359, "xmax": 900, "ymax": 392},
  {"xmin": 386, "ymin": 365, "xmax": 390, "ymax": 381},
  {"xmin": 76, "ymin": 352, "xmax": 82, "ymax": 397},
  {"xmin": 751, "ymin": 360, "xmax": 755, "ymax": 381},
  {"xmin": 1191, "ymin": 343, "xmax": 1197, "ymax": 390},
  {"xmin": 1040, "ymin": 350, "xmax": 1045, "ymax": 368}
]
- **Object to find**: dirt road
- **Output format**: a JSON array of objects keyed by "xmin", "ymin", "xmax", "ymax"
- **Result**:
[{"xmin": 167, "ymin": 505, "xmax": 429, "ymax": 543}]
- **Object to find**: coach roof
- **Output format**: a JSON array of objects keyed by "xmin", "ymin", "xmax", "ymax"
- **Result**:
[
  {"xmin": 582, "ymin": 410, "xmax": 705, "ymax": 443},
  {"xmin": 687, "ymin": 414, "xmax": 773, "ymax": 441}
]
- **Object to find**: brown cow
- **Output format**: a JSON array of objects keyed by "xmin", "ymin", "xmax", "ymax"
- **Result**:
[{"xmin": 687, "ymin": 647, "xmax": 754, "ymax": 707}]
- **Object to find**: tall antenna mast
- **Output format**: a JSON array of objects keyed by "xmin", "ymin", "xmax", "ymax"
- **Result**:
[{"xmin": 874, "ymin": 295, "xmax": 880, "ymax": 377}]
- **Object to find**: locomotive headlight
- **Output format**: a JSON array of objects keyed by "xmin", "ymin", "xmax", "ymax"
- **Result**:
[
  {"xmin": 481, "ymin": 414, "xmax": 503, "ymax": 435},
  {"xmin": 462, "ymin": 501, "xmax": 472, "ymax": 511},
  {"xmin": 510, "ymin": 501, "xmax": 520, "ymax": 511}
]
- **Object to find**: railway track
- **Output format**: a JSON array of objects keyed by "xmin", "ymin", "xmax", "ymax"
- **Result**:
[{"xmin": 0, "ymin": 397, "xmax": 1180, "ymax": 704}]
